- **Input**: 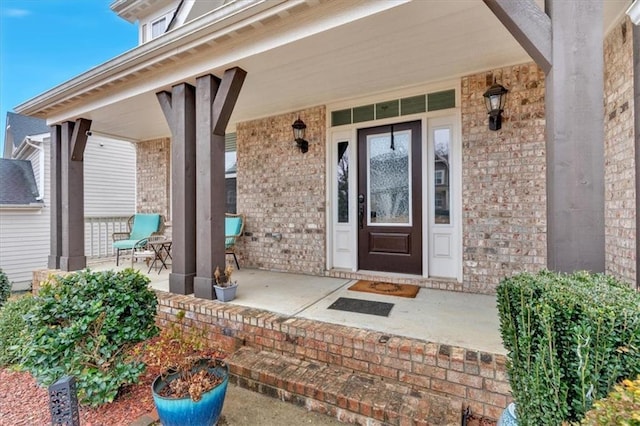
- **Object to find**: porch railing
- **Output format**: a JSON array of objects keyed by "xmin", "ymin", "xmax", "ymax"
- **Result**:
[{"xmin": 84, "ymin": 216, "xmax": 130, "ymax": 258}]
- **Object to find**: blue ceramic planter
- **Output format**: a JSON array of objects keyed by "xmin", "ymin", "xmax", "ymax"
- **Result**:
[
  {"xmin": 497, "ymin": 402, "xmax": 518, "ymax": 426},
  {"xmin": 152, "ymin": 359, "xmax": 229, "ymax": 426}
]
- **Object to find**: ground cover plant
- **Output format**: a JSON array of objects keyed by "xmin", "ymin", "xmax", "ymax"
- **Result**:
[
  {"xmin": 497, "ymin": 270, "xmax": 640, "ymax": 425},
  {"xmin": 21, "ymin": 269, "xmax": 158, "ymax": 406},
  {"xmin": 0, "ymin": 294, "xmax": 36, "ymax": 366},
  {"xmin": 579, "ymin": 375, "xmax": 640, "ymax": 425}
]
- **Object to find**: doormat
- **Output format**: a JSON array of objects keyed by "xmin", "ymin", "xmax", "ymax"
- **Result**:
[
  {"xmin": 327, "ymin": 297, "xmax": 394, "ymax": 317},
  {"xmin": 348, "ymin": 280, "xmax": 420, "ymax": 298}
]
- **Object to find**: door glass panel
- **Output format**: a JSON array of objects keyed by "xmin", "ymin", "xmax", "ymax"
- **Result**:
[
  {"xmin": 367, "ymin": 130, "xmax": 411, "ymax": 225},
  {"xmin": 434, "ymin": 128, "xmax": 451, "ymax": 224},
  {"xmin": 337, "ymin": 141, "xmax": 349, "ymax": 223}
]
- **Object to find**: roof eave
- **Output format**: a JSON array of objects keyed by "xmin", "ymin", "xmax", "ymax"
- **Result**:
[{"xmin": 15, "ymin": 0, "xmax": 289, "ymax": 117}]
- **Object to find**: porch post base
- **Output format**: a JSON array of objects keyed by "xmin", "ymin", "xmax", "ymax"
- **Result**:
[
  {"xmin": 59, "ymin": 256, "xmax": 86, "ymax": 272},
  {"xmin": 194, "ymin": 276, "xmax": 215, "ymax": 300},
  {"xmin": 169, "ymin": 272, "xmax": 195, "ymax": 295},
  {"xmin": 48, "ymin": 255, "xmax": 60, "ymax": 270}
]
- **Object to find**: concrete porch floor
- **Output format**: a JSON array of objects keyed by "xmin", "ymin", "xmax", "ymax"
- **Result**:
[{"xmin": 88, "ymin": 259, "xmax": 504, "ymax": 355}]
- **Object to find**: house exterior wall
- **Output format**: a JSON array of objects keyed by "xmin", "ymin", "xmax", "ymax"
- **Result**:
[
  {"xmin": 603, "ymin": 15, "xmax": 636, "ymax": 287},
  {"xmin": 461, "ymin": 64, "xmax": 547, "ymax": 293},
  {"xmin": 235, "ymin": 106, "xmax": 327, "ymax": 275},
  {"xmin": 0, "ymin": 146, "xmax": 49, "ymax": 290},
  {"xmin": 136, "ymin": 137, "xmax": 171, "ymax": 221},
  {"xmin": 84, "ymin": 137, "xmax": 136, "ymax": 216}
]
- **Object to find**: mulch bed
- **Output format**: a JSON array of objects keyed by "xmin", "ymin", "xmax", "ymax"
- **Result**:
[{"xmin": 0, "ymin": 367, "xmax": 157, "ymax": 426}]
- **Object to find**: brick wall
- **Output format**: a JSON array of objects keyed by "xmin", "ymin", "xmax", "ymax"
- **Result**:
[
  {"xmin": 156, "ymin": 291, "xmax": 511, "ymax": 420},
  {"xmin": 461, "ymin": 64, "xmax": 547, "ymax": 293},
  {"xmin": 235, "ymin": 106, "xmax": 326, "ymax": 275},
  {"xmin": 604, "ymin": 16, "xmax": 636, "ymax": 288},
  {"xmin": 136, "ymin": 138, "xmax": 171, "ymax": 220}
]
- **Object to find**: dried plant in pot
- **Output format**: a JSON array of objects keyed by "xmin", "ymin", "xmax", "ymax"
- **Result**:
[
  {"xmin": 213, "ymin": 265, "xmax": 238, "ymax": 302},
  {"xmin": 144, "ymin": 311, "xmax": 228, "ymax": 426}
]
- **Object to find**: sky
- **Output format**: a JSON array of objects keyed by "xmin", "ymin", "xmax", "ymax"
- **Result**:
[{"xmin": 0, "ymin": 0, "xmax": 138, "ymax": 156}]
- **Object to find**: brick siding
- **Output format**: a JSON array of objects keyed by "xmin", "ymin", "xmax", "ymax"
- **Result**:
[
  {"xmin": 461, "ymin": 64, "xmax": 547, "ymax": 293},
  {"xmin": 235, "ymin": 106, "xmax": 327, "ymax": 275},
  {"xmin": 604, "ymin": 15, "xmax": 637, "ymax": 287},
  {"xmin": 136, "ymin": 138, "xmax": 171, "ymax": 220}
]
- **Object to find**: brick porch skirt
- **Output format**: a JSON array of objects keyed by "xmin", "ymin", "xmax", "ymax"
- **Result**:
[{"xmin": 156, "ymin": 291, "xmax": 512, "ymax": 422}]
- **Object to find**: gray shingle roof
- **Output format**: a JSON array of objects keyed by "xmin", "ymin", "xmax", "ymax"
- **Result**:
[
  {"xmin": 6, "ymin": 112, "xmax": 49, "ymax": 150},
  {"xmin": 0, "ymin": 158, "xmax": 42, "ymax": 205}
]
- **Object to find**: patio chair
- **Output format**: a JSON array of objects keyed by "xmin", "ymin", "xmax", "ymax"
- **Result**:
[
  {"xmin": 112, "ymin": 213, "xmax": 163, "ymax": 266},
  {"xmin": 225, "ymin": 213, "xmax": 245, "ymax": 269}
]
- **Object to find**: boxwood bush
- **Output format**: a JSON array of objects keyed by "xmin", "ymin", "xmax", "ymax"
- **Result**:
[
  {"xmin": 0, "ymin": 294, "xmax": 36, "ymax": 366},
  {"xmin": 21, "ymin": 269, "xmax": 158, "ymax": 407},
  {"xmin": 497, "ymin": 270, "xmax": 640, "ymax": 425},
  {"xmin": 0, "ymin": 268, "xmax": 11, "ymax": 308}
]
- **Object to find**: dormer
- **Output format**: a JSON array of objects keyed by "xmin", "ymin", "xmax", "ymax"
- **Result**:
[{"xmin": 110, "ymin": 0, "xmax": 230, "ymax": 45}]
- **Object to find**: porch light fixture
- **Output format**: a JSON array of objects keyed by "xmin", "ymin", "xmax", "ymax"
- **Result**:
[
  {"xmin": 292, "ymin": 116, "xmax": 309, "ymax": 153},
  {"xmin": 483, "ymin": 82, "xmax": 508, "ymax": 131}
]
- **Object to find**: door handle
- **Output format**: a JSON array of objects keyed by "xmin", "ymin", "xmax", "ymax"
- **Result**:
[{"xmin": 358, "ymin": 206, "xmax": 364, "ymax": 229}]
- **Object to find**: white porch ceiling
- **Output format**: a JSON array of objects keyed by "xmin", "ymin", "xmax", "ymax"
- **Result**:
[{"xmin": 20, "ymin": 0, "xmax": 631, "ymax": 141}]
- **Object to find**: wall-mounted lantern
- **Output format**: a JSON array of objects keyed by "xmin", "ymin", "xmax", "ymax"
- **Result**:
[
  {"xmin": 292, "ymin": 117, "xmax": 309, "ymax": 153},
  {"xmin": 483, "ymin": 82, "xmax": 509, "ymax": 131}
]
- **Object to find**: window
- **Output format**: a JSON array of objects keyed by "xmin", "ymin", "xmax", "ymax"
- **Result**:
[
  {"xmin": 225, "ymin": 135, "xmax": 237, "ymax": 213},
  {"xmin": 435, "ymin": 169, "xmax": 445, "ymax": 186},
  {"xmin": 337, "ymin": 141, "xmax": 349, "ymax": 223},
  {"xmin": 151, "ymin": 17, "xmax": 167, "ymax": 39}
]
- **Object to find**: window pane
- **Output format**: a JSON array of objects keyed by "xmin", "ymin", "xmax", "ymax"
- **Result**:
[
  {"xmin": 151, "ymin": 17, "xmax": 166, "ymax": 39},
  {"xmin": 434, "ymin": 128, "xmax": 450, "ymax": 224},
  {"xmin": 368, "ymin": 131, "xmax": 410, "ymax": 224},
  {"xmin": 337, "ymin": 142, "xmax": 349, "ymax": 223}
]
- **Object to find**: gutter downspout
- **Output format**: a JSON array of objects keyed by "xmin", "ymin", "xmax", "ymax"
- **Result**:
[
  {"xmin": 628, "ymin": 0, "xmax": 640, "ymax": 289},
  {"xmin": 14, "ymin": 137, "xmax": 45, "ymax": 201}
]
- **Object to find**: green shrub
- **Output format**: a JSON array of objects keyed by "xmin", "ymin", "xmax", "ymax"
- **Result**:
[
  {"xmin": 497, "ymin": 270, "xmax": 640, "ymax": 425},
  {"xmin": 22, "ymin": 269, "xmax": 158, "ymax": 407},
  {"xmin": 580, "ymin": 376, "xmax": 640, "ymax": 425},
  {"xmin": 0, "ymin": 294, "xmax": 36, "ymax": 366},
  {"xmin": 0, "ymin": 268, "xmax": 11, "ymax": 308}
]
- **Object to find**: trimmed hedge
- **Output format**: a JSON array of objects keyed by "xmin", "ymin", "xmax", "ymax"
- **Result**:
[
  {"xmin": 21, "ymin": 269, "xmax": 158, "ymax": 407},
  {"xmin": 497, "ymin": 270, "xmax": 640, "ymax": 425}
]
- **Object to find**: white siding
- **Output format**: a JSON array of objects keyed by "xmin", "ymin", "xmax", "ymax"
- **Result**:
[
  {"xmin": 0, "ymin": 136, "xmax": 136, "ymax": 290},
  {"xmin": 84, "ymin": 136, "xmax": 136, "ymax": 217},
  {"xmin": 0, "ymin": 208, "xmax": 49, "ymax": 290},
  {"xmin": 0, "ymin": 143, "xmax": 50, "ymax": 291}
]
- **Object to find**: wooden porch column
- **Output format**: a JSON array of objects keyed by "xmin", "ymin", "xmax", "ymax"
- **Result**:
[
  {"xmin": 157, "ymin": 83, "xmax": 197, "ymax": 295},
  {"xmin": 194, "ymin": 68, "xmax": 247, "ymax": 299},
  {"xmin": 484, "ymin": 0, "xmax": 605, "ymax": 273},
  {"xmin": 60, "ymin": 118, "xmax": 91, "ymax": 271},
  {"xmin": 48, "ymin": 125, "xmax": 62, "ymax": 269}
]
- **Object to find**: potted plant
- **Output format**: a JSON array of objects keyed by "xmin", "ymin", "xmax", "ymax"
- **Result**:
[
  {"xmin": 213, "ymin": 265, "xmax": 238, "ymax": 302},
  {"xmin": 144, "ymin": 311, "xmax": 229, "ymax": 426}
]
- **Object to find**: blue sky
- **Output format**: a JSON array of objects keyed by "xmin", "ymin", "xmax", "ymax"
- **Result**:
[{"xmin": 0, "ymin": 1, "xmax": 138, "ymax": 155}]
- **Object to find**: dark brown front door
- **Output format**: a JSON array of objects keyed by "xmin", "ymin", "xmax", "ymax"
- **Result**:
[{"xmin": 358, "ymin": 121, "xmax": 422, "ymax": 274}]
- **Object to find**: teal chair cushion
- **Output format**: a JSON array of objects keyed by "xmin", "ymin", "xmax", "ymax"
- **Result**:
[
  {"xmin": 225, "ymin": 217, "xmax": 243, "ymax": 249},
  {"xmin": 113, "ymin": 239, "xmax": 148, "ymax": 250},
  {"xmin": 129, "ymin": 214, "xmax": 161, "ymax": 241}
]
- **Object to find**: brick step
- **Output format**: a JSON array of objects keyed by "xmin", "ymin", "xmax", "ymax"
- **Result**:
[{"xmin": 226, "ymin": 347, "xmax": 462, "ymax": 426}]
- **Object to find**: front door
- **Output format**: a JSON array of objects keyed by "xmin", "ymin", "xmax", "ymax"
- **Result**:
[{"xmin": 357, "ymin": 121, "xmax": 422, "ymax": 274}]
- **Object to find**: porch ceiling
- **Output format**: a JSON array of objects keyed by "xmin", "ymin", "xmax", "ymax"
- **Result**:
[{"xmin": 17, "ymin": 0, "xmax": 630, "ymax": 141}]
